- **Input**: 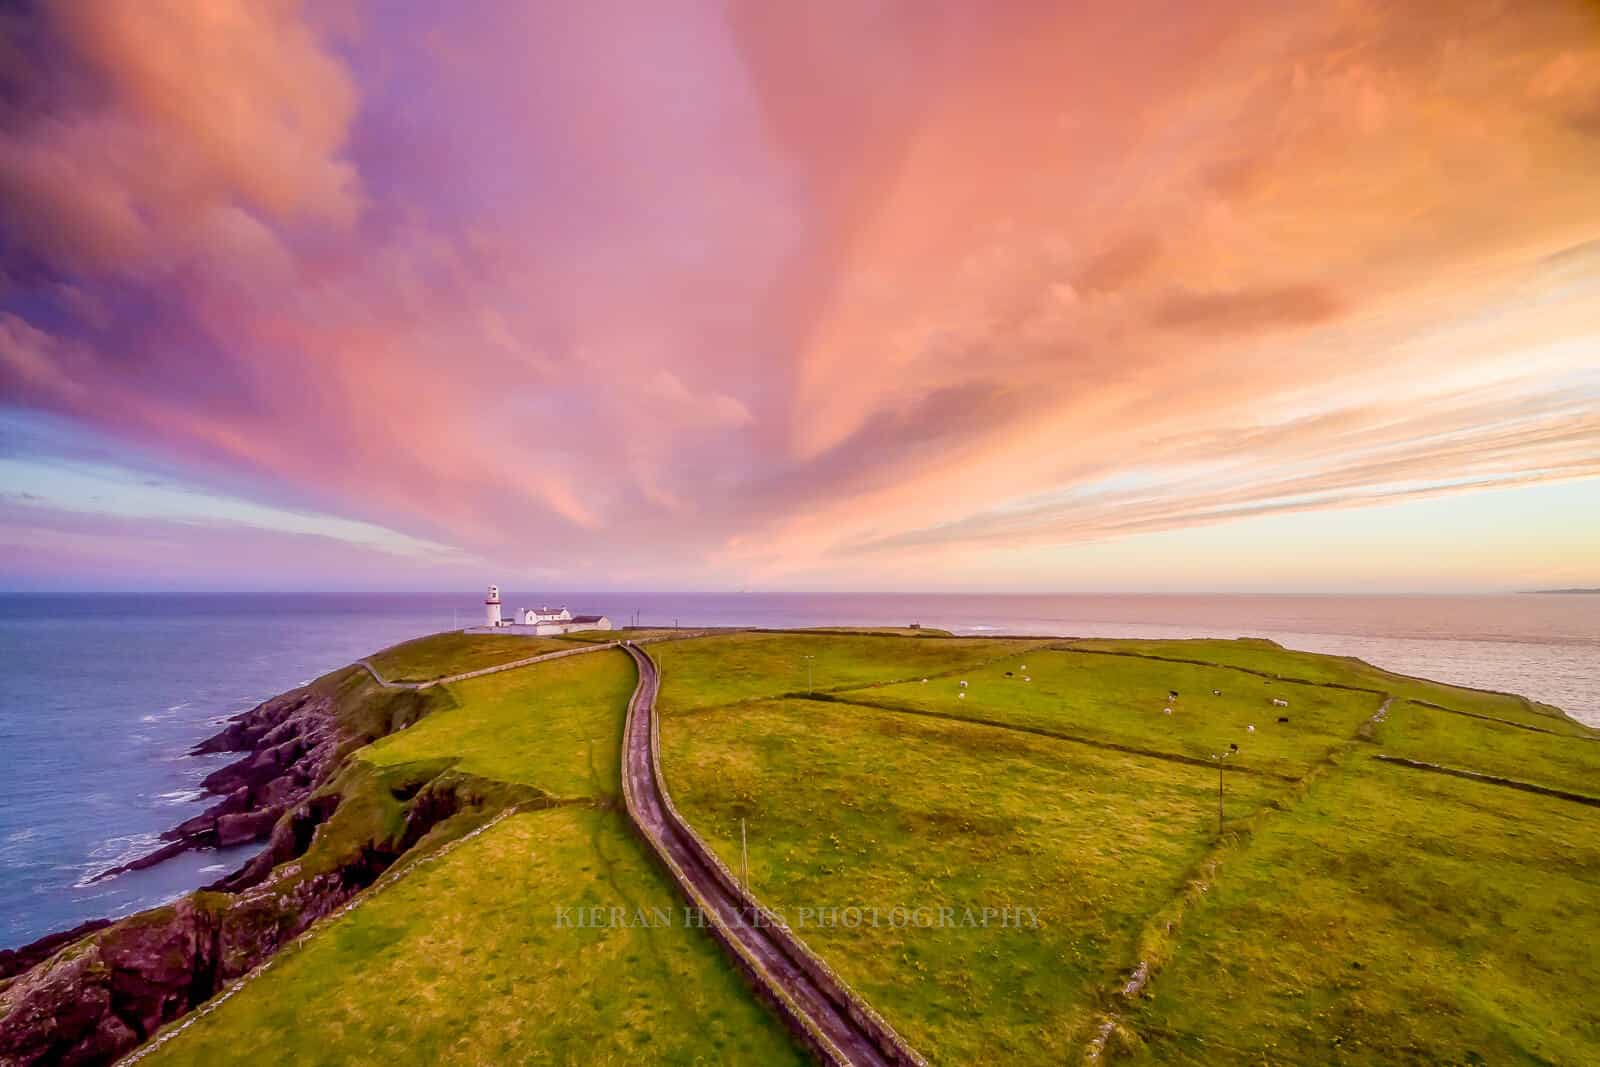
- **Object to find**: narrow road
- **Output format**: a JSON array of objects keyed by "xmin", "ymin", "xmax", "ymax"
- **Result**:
[{"xmin": 618, "ymin": 642, "xmax": 923, "ymax": 1067}]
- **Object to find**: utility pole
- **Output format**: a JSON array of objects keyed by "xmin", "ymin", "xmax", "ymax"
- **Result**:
[
  {"xmin": 802, "ymin": 654, "xmax": 815, "ymax": 695},
  {"xmin": 1211, "ymin": 751, "xmax": 1232, "ymax": 836},
  {"xmin": 1218, "ymin": 762, "xmax": 1224, "ymax": 834}
]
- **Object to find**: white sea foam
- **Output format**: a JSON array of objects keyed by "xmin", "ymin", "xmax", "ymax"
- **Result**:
[{"xmin": 73, "ymin": 832, "xmax": 163, "ymax": 886}]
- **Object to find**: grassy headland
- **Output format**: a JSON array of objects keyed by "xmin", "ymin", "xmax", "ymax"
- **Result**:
[
  {"xmin": 366, "ymin": 631, "xmax": 579, "ymax": 683},
  {"xmin": 143, "ymin": 638, "xmax": 805, "ymax": 1065},
  {"xmin": 41, "ymin": 627, "xmax": 1593, "ymax": 1066}
]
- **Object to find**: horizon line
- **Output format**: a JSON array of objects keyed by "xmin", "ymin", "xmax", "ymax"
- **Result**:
[{"xmin": 2, "ymin": 588, "xmax": 1591, "ymax": 598}]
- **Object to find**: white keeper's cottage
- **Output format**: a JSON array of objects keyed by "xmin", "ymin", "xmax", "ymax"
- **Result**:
[{"xmin": 470, "ymin": 586, "xmax": 611, "ymax": 636}]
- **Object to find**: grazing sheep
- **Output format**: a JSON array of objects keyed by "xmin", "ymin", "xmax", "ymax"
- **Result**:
[
  {"xmin": 960, "ymin": 680, "xmax": 969, "ymax": 688},
  {"xmin": 1212, "ymin": 689, "xmax": 1222, "ymax": 696},
  {"xmin": 1023, "ymin": 676, "xmax": 1031, "ymax": 682},
  {"xmin": 1168, "ymin": 690, "xmax": 1179, "ymax": 701},
  {"xmin": 1271, "ymin": 698, "xmax": 1289, "ymax": 707},
  {"xmin": 1247, "ymin": 724, "xmax": 1256, "ymax": 733},
  {"xmin": 1005, "ymin": 671, "xmax": 1014, "ymax": 677},
  {"xmin": 1163, "ymin": 706, "xmax": 1173, "ymax": 715},
  {"xmin": 958, "ymin": 692, "xmax": 966, "ymax": 700},
  {"xmin": 921, "ymin": 678, "xmax": 928, "ymax": 684},
  {"xmin": 1229, "ymin": 743, "xmax": 1239, "ymax": 751},
  {"xmin": 1020, "ymin": 664, "xmax": 1027, "ymax": 670}
]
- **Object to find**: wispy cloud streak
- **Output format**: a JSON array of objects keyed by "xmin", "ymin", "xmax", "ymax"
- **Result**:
[{"xmin": 1, "ymin": 0, "xmax": 1598, "ymax": 588}]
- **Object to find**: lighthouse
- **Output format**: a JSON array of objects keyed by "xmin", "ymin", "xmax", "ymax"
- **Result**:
[{"xmin": 485, "ymin": 585, "xmax": 502, "ymax": 628}]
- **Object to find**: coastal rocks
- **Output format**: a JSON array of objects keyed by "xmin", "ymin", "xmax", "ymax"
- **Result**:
[
  {"xmin": 206, "ymin": 793, "xmax": 342, "ymax": 894},
  {"xmin": 200, "ymin": 734, "xmax": 311, "ymax": 796},
  {"xmin": 66, "ymin": 1014, "xmax": 136, "ymax": 1066},
  {"xmin": 215, "ymin": 806, "xmax": 286, "ymax": 848},
  {"xmin": 0, "ymin": 897, "xmax": 221, "ymax": 1065},
  {"xmin": 0, "ymin": 759, "xmax": 529, "ymax": 1065},
  {"xmin": 0, "ymin": 672, "xmax": 489, "ymax": 1065},
  {"xmin": 93, "ymin": 688, "xmax": 343, "ymax": 882},
  {"xmin": 162, "ymin": 787, "xmax": 250, "ymax": 842},
  {"xmin": 0, "ymin": 920, "xmax": 113, "ymax": 983}
]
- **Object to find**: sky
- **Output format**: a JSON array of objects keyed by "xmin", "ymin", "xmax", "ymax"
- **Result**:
[{"xmin": 1, "ymin": 0, "xmax": 1598, "ymax": 593}]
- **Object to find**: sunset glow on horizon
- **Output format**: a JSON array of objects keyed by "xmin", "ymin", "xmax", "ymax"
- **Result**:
[{"xmin": 2, "ymin": 1, "xmax": 1598, "ymax": 592}]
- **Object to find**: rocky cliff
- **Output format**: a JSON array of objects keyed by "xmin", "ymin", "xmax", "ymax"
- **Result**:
[{"xmin": 0, "ymin": 667, "xmax": 534, "ymax": 1066}]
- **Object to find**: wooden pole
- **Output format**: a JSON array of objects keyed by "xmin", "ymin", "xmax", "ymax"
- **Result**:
[
  {"xmin": 1217, "ymin": 764, "xmax": 1224, "ymax": 835},
  {"xmin": 741, "ymin": 818, "xmax": 749, "ymax": 888}
]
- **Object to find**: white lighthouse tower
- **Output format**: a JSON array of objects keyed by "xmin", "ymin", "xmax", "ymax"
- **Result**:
[{"xmin": 485, "ymin": 585, "xmax": 502, "ymax": 628}]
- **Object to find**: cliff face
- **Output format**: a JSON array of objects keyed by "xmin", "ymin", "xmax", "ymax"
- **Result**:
[
  {"xmin": 0, "ymin": 668, "xmax": 530, "ymax": 1066},
  {"xmin": 89, "ymin": 672, "xmax": 404, "ymax": 885}
]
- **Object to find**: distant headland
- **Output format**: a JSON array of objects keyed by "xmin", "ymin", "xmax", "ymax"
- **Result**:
[{"xmin": 1523, "ymin": 587, "xmax": 1600, "ymax": 594}]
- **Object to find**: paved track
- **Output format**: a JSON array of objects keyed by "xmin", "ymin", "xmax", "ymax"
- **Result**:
[{"xmin": 618, "ymin": 642, "xmax": 922, "ymax": 1067}]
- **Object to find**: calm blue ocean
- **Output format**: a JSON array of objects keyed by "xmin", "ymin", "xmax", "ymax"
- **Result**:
[{"xmin": 2, "ymin": 591, "xmax": 1597, "ymax": 949}]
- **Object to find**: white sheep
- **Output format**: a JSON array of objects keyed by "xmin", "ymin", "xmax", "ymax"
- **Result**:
[
  {"xmin": 1163, "ymin": 707, "xmax": 1173, "ymax": 715},
  {"xmin": 959, "ymin": 680, "xmax": 969, "ymax": 688},
  {"xmin": 958, "ymin": 692, "xmax": 966, "ymax": 700},
  {"xmin": 1247, "ymin": 724, "xmax": 1255, "ymax": 733},
  {"xmin": 921, "ymin": 678, "xmax": 928, "ymax": 684},
  {"xmin": 1023, "ymin": 676, "xmax": 1032, "ymax": 682},
  {"xmin": 1271, "ymin": 698, "xmax": 1289, "ymax": 707}
]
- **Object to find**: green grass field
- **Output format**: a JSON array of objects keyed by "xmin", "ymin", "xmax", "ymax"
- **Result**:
[
  {"xmin": 1125, "ymin": 759, "xmax": 1600, "ymax": 1065},
  {"xmin": 558, "ymin": 627, "xmax": 677, "ymax": 643},
  {"xmin": 1069, "ymin": 638, "xmax": 1592, "ymax": 736},
  {"xmin": 651, "ymin": 630, "xmax": 1049, "ymax": 714},
  {"xmin": 149, "ymin": 808, "xmax": 804, "ymax": 1066},
  {"xmin": 793, "ymin": 626, "xmax": 956, "ymax": 637},
  {"xmin": 1372, "ymin": 700, "xmax": 1600, "ymax": 798},
  {"xmin": 364, "ymin": 649, "xmax": 636, "ymax": 799},
  {"xmin": 147, "ymin": 640, "xmax": 804, "ymax": 1066},
  {"xmin": 655, "ymin": 632, "xmax": 1599, "ymax": 1063},
  {"xmin": 660, "ymin": 696, "xmax": 1282, "ymax": 1061},
  {"xmin": 839, "ymin": 648, "xmax": 1383, "ymax": 778},
  {"xmin": 366, "ymin": 631, "xmax": 578, "ymax": 683},
  {"xmin": 138, "ymin": 630, "xmax": 1599, "ymax": 1065}
]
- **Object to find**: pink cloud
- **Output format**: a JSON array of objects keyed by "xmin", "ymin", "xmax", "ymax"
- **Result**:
[
  {"xmin": 2, "ymin": 0, "xmax": 1598, "ymax": 588},
  {"xmin": 0, "ymin": 1, "xmax": 358, "ymax": 278}
]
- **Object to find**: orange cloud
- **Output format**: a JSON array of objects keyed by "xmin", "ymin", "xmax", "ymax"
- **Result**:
[
  {"xmin": 0, "ymin": 0, "xmax": 359, "ymax": 276},
  {"xmin": 2, "ymin": 0, "xmax": 1598, "ymax": 589}
]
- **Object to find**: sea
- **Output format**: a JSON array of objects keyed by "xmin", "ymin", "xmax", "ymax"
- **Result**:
[{"xmin": 1, "ymin": 591, "xmax": 1597, "ymax": 950}]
